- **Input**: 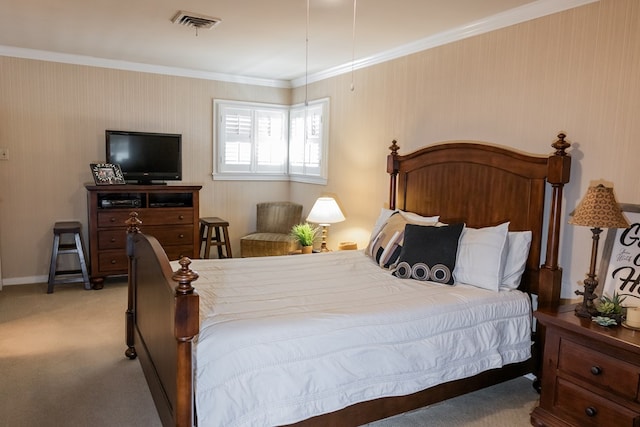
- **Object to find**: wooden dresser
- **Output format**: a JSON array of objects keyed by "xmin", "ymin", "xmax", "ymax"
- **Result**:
[
  {"xmin": 532, "ymin": 307, "xmax": 640, "ymax": 427},
  {"xmin": 86, "ymin": 184, "xmax": 201, "ymax": 287}
]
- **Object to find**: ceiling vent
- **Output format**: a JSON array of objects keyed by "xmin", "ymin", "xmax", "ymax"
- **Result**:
[{"xmin": 171, "ymin": 11, "xmax": 221, "ymax": 30}]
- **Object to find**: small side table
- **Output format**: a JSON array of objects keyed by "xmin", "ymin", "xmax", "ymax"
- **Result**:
[{"xmin": 531, "ymin": 306, "xmax": 640, "ymax": 426}]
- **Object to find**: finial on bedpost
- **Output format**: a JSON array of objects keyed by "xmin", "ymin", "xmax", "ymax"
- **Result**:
[
  {"xmin": 173, "ymin": 257, "xmax": 199, "ymax": 295},
  {"xmin": 125, "ymin": 212, "xmax": 142, "ymax": 234},
  {"xmin": 552, "ymin": 133, "xmax": 570, "ymax": 156},
  {"xmin": 389, "ymin": 139, "xmax": 400, "ymax": 157},
  {"xmin": 388, "ymin": 140, "xmax": 400, "ymax": 210}
]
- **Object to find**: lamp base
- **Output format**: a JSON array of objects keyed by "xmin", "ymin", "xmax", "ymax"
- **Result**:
[
  {"xmin": 575, "ymin": 276, "xmax": 599, "ymax": 319},
  {"xmin": 574, "ymin": 227, "xmax": 602, "ymax": 319},
  {"xmin": 319, "ymin": 225, "xmax": 331, "ymax": 252},
  {"xmin": 575, "ymin": 303, "xmax": 598, "ymax": 318}
]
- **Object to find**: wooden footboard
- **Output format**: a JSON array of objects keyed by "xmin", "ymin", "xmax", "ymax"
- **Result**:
[{"xmin": 125, "ymin": 214, "xmax": 199, "ymax": 427}]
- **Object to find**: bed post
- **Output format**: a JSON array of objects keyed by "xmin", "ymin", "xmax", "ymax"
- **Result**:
[
  {"xmin": 387, "ymin": 140, "xmax": 400, "ymax": 210},
  {"xmin": 538, "ymin": 133, "xmax": 571, "ymax": 309},
  {"xmin": 125, "ymin": 212, "xmax": 142, "ymax": 360},
  {"xmin": 172, "ymin": 257, "xmax": 200, "ymax": 427}
]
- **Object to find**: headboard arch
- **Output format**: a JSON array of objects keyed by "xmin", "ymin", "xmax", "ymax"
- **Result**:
[{"xmin": 387, "ymin": 133, "xmax": 571, "ymax": 307}]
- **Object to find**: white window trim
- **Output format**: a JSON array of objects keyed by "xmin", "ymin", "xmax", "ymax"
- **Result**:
[{"xmin": 213, "ymin": 98, "xmax": 329, "ymax": 185}]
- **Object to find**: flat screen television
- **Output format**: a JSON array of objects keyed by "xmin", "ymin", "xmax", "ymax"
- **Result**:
[{"xmin": 106, "ymin": 130, "xmax": 182, "ymax": 184}]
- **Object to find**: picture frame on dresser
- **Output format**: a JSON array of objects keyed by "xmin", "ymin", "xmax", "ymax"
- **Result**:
[
  {"xmin": 597, "ymin": 203, "xmax": 640, "ymax": 306},
  {"xmin": 90, "ymin": 163, "xmax": 126, "ymax": 185}
]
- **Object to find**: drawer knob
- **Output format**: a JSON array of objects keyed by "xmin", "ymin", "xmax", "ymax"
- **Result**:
[
  {"xmin": 110, "ymin": 237, "xmax": 116, "ymax": 243},
  {"xmin": 590, "ymin": 366, "xmax": 602, "ymax": 375},
  {"xmin": 109, "ymin": 217, "xmax": 116, "ymax": 223},
  {"xmin": 178, "ymin": 234, "xmax": 184, "ymax": 239},
  {"xmin": 111, "ymin": 259, "xmax": 117, "ymax": 264},
  {"xmin": 585, "ymin": 406, "xmax": 598, "ymax": 417}
]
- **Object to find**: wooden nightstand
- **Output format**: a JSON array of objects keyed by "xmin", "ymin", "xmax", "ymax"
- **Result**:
[{"xmin": 531, "ymin": 306, "xmax": 640, "ymax": 426}]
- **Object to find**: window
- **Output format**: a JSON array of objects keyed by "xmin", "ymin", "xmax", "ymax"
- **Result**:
[{"xmin": 213, "ymin": 98, "xmax": 329, "ymax": 184}]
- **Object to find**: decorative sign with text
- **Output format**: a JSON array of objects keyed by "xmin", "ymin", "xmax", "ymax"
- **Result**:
[{"xmin": 599, "ymin": 205, "xmax": 640, "ymax": 306}]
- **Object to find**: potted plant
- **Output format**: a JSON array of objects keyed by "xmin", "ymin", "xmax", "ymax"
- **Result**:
[
  {"xmin": 290, "ymin": 223, "xmax": 319, "ymax": 254},
  {"xmin": 596, "ymin": 292, "xmax": 627, "ymax": 325}
]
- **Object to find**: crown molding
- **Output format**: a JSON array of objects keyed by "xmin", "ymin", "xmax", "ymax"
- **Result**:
[{"xmin": 0, "ymin": 45, "xmax": 291, "ymax": 89}]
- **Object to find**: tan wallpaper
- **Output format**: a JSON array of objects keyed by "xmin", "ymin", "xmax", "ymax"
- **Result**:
[{"xmin": 1, "ymin": 0, "xmax": 639, "ymax": 299}]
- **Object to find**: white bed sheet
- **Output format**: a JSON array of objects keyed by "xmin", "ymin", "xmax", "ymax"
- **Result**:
[{"xmin": 177, "ymin": 250, "xmax": 532, "ymax": 427}]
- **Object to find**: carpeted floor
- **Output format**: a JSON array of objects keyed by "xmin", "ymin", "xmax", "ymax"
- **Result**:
[{"xmin": 0, "ymin": 281, "xmax": 539, "ymax": 426}]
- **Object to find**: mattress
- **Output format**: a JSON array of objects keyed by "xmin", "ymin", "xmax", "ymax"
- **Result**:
[{"xmin": 175, "ymin": 250, "xmax": 532, "ymax": 427}]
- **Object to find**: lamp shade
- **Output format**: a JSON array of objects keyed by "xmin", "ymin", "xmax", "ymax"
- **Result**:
[
  {"xmin": 568, "ymin": 184, "xmax": 629, "ymax": 229},
  {"xmin": 306, "ymin": 197, "xmax": 345, "ymax": 225}
]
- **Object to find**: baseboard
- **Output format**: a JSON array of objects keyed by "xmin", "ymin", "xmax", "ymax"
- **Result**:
[{"xmin": 1, "ymin": 275, "xmax": 47, "ymax": 286}]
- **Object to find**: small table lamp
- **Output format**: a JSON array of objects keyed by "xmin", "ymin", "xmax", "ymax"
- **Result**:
[
  {"xmin": 306, "ymin": 197, "xmax": 345, "ymax": 252},
  {"xmin": 569, "ymin": 184, "xmax": 629, "ymax": 318}
]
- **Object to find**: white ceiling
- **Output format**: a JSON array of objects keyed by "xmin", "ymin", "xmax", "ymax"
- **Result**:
[{"xmin": 0, "ymin": 0, "xmax": 597, "ymax": 87}]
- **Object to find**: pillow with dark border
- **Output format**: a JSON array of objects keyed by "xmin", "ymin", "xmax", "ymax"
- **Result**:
[
  {"xmin": 366, "ymin": 210, "xmax": 440, "ymax": 264},
  {"xmin": 392, "ymin": 223, "xmax": 464, "ymax": 285},
  {"xmin": 368, "ymin": 212, "xmax": 408, "ymax": 268}
]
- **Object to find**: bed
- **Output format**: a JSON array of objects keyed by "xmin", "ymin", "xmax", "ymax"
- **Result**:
[{"xmin": 124, "ymin": 133, "xmax": 571, "ymax": 427}]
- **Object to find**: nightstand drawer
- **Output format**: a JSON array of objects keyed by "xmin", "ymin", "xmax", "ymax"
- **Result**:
[
  {"xmin": 558, "ymin": 338, "xmax": 640, "ymax": 400},
  {"xmin": 554, "ymin": 377, "xmax": 640, "ymax": 427}
]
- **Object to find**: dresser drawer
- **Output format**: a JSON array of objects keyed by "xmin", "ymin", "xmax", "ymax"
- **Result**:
[
  {"xmin": 97, "ymin": 210, "xmax": 134, "ymax": 228},
  {"xmin": 554, "ymin": 377, "xmax": 640, "ymax": 427},
  {"xmin": 138, "ymin": 209, "xmax": 194, "ymax": 226},
  {"xmin": 98, "ymin": 229, "xmax": 127, "ymax": 250},
  {"xmin": 144, "ymin": 225, "xmax": 194, "ymax": 246},
  {"xmin": 98, "ymin": 251, "xmax": 128, "ymax": 273},
  {"xmin": 558, "ymin": 338, "xmax": 640, "ymax": 400},
  {"xmin": 97, "ymin": 208, "xmax": 193, "ymax": 228}
]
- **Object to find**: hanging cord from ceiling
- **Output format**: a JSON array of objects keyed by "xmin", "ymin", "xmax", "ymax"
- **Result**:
[
  {"xmin": 304, "ymin": 0, "xmax": 310, "ymax": 161},
  {"xmin": 350, "ymin": 0, "xmax": 357, "ymax": 92},
  {"xmin": 305, "ymin": 0, "xmax": 310, "ymax": 106}
]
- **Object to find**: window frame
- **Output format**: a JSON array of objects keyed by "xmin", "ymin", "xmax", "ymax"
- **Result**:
[{"xmin": 213, "ymin": 98, "xmax": 329, "ymax": 184}]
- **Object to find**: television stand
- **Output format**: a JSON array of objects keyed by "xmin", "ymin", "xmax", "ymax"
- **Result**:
[{"xmin": 85, "ymin": 184, "xmax": 202, "ymax": 287}]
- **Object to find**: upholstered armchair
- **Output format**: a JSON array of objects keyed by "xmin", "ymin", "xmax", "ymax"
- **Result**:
[{"xmin": 240, "ymin": 202, "xmax": 303, "ymax": 257}]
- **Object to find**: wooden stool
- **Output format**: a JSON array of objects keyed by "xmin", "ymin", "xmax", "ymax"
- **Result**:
[
  {"xmin": 199, "ymin": 217, "xmax": 232, "ymax": 259},
  {"xmin": 47, "ymin": 221, "xmax": 91, "ymax": 293}
]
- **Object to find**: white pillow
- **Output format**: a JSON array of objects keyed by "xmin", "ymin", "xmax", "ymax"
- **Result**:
[
  {"xmin": 453, "ymin": 222, "xmax": 510, "ymax": 292},
  {"xmin": 500, "ymin": 231, "xmax": 532, "ymax": 290},
  {"xmin": 398, "ymin": 210, "xmax": 440, "ymax": 225}
]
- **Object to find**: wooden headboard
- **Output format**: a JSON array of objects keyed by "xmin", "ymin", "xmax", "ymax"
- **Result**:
[{"xmin": 387, "ymin": 134, "xmax": 571, "ymax": 308}]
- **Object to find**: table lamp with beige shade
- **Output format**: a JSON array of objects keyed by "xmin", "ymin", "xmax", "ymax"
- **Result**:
[{"xmin": 569, "ymin": 184, "xmax": 629, "ymax": 318}]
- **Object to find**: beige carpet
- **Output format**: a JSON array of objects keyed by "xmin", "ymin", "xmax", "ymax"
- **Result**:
[{"xmin": 0, "ymin": 281, "xmax": 539, "ymax": 427}]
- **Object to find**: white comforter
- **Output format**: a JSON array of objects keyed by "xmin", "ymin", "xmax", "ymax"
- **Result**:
[{"xmin": 179, "ymin": 250, "xmax": 531, "ymax": 427}]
